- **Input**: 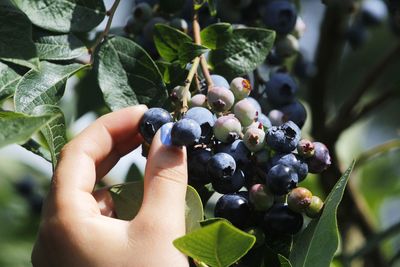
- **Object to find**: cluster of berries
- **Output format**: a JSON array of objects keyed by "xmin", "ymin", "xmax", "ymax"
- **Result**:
[{"xmin": 139, "ymin": 72, "xmax": 331, "ymax": 238}]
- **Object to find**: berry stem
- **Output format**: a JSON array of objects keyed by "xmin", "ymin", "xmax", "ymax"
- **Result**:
[
  {"xmin": 182, "ymin": 57, "xmax": 201, "ymax": 112},
  {"xmin": 89, "ymin": 0, "xmax": 121, "ymax": 63}
]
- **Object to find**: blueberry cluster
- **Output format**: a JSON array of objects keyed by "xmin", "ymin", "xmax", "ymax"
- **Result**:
[{"xmin": 139, "ymin": 74, "xmax": 331, "ymax": 238}]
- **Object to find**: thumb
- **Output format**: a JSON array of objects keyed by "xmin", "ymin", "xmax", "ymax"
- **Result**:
[{"xmin": 135, "ymin": 122, "xmax": 188, "ymax": 234}]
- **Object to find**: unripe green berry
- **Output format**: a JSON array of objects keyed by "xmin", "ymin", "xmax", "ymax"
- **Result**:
[
  {"xmin": 189, "ymin": 94, "xmax": 207, "ymax": 108},
  {"xmin": 170, "ymin": 85, "xmax": 190, "ymax": 103},
  {"xmin": 287, "ymin": 187, "xmax": 312, "ymax": 213},
  {"xmin": 234, "ymin": 98, "xmax": 258, "ymax": 127},
  {"xmin": 249, "ymin": 184, "xmax": 274, "ymax": 211},
  {"xmin": 207, "ymin": 86, "xmax": 235, "ymax": 112},
  {"xmin": 213, "ymin": 115, "xmax": 242, "ymax": 143},
  {"xmin": 243, "ymin": 127, "xmax": 265, "ymax": 152},
  {"xmin": 230, "ymin": 77, "xmax": 252, "ymax": 100},
  {"xmin": 305, "ymin": 195, "xmax": 324, "ymax": 218}
]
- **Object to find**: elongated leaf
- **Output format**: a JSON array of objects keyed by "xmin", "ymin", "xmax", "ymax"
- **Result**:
[
  {"xmin": 208, "ymin": 27, "xmax": 275, "ymax": 79},
  {"xmin": 32, "ymin": 105, "xmax": 67, "ymax": 170},
  {"xmin": 13, "ymin": 0, "xmax": 106, "ymax": 33},
  {"xmin": 0, "ymin": 111, "xmax": 52, "ymax": 148},
  {"xmin": 0, "ymin": 1, "xmax": 38, "ymax": 69},
  {"xmin": 156, "ymin": 61, "xmax": 188, "ymax": 87},
  {"xmin": 125, "ymin": 163, "xmax": 143, "ymax": 182},
  {"xmin": 200, "ymin": 23, "xmax": 233, "ymax": 50},
  {"xmin": 109, "ymin": 182, "xmax": 203, "ymax": 233},
  {"xmin": 173, "ymin": 220, "xmax": 256, "ymax": 267},
  {"xmin": 0, "ymin": 62, "xmax": 23, "ymax": 100},
  {"xmin": 289, "ymin": 161, "xmax": 355, "ymax": 267},
  {"xmin": 278, "ymin": 255, "xmax": 292, "ymax": 267},
  {"xmin": 14, "ymin": 61, "xmax": 88, "ymax": 114},
  {"xmin": 95, "ymin": 36, "xmax": 167, "ymax": 111},
  {"xmin": 153, "ymin": 24, "xmax": 192, "ymax": 62},
  {"xmin": 178, "ymin": 42, "xmax": 209, "ymax": 66},
  {"xmin": 34, "ymin": 31, "xmax": 87, "ymax": 60}
]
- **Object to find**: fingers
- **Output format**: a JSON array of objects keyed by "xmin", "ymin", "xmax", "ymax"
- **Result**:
[
  {"xmin": 134, "ymin": 125, "xmax": 187, "ymax": 235},
  {"xmin": 50, "ymin": 105, "xmax": 147, "ymax": 215}
]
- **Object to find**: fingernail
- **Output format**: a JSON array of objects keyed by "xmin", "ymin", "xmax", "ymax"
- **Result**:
[{"xmin": 160, "ymin": 122, "xmax": 174, "ymax": 146}]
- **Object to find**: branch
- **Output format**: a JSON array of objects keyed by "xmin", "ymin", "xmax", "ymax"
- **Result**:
[
  {"xmin": 89, "ymin": 0, "xmax": 121, "ymax": 63},
  {"xmin": 182, "ymin": 57, "xmax": 201, "ymax": 111}
]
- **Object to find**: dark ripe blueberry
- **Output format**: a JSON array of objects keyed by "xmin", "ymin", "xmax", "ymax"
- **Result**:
[
  {"xmin": 207, "ymin": 86, "xmax": 235, "ymax": 112},
  {"xmin": 268, "ymin": 153, "xmax": 308, "ymax": 182},
  {"xmin": 262, "ymin": 0, "xmax": 297, "ymax": 35},
  {"xmin": 14, "ymin": 176, "xmax": 35, "ymax": 197},
  {"xmin": 257, "ymin": 113, "xmax": 272, "ymax": 129},
  {"xmin": 278, "ymin": 101, "xmax": 307, "ymax": 129},
  {"xmin": 266, "ymin": 164, "xmax": 298, "ymax": 195},
  {"xmin": 263, "ymin": 203, "xmax": 303, "ymax": 235},
  {"xmin": 207, "ymin": 153, "xmax": 237, "ymax": 179},
  {"xmin": 266, "ymin": 121, "xmax": 301, "ymax": 153},
  {"xmin": 212, "ymin": 170, "xmax": 245, "ymax": 194},
  {"xmin": 132, "ymin": 2, "xmax": 153, "ymax": 22},
  {"xmin": 211, "ymin": 74, "xmax": 230, "ymax": 89},
  {"xmin": 184, "ymin": 107, "xmax": 216, "ymax": 144},
  {"xmin": 188, "ymin": 148, "xmax": 213, "ymax": 184},
  {"xmin": 265, "ymin": 72, "xmax": 298, "ymax": 107},
  {"xmin": 214, "ymin": 194, "xmax": 252, "ymax": 228},
  {"xmin": 213, "ymin": 115, "xmax": 242, "ymax": 143},
  {"xmin": 254, "ymin": 149, "xmax": 271, "ymax": 169},
  {"xmin": 171, "ymin": 119, "xmax": 202, "ymax": 146},
  {"xmin": 216, "ymin": 140, "xmax": 251, "ymax": 167},
  {"xmin": 170, "ymin": 17, "xmax": 189, "ymax": 33},
  {"xmin": 306, "ymin": 142, "xmax": 331, "ymax": 173},
  {"xmin": 140, "ymin": 108, "xmax": 173, "ymax": 144}
]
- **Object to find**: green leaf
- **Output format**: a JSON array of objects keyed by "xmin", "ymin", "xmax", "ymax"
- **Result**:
[
  {"xmin": 125, "ymin": 163, "xmax": 143, "ymax": 182},
  {"xmin": 109, "ymin": 182, "xmax": 203, "ymax": 233},
  {"xmin": 289, "ymin": 161, "xmax": 356, "ymax": 267},
  {"xmin": 0, "ymin": 111, "xmax": 53, "ymax": 148},
  {"xmin": 156, "ymin": 61, "xmax": 188, "ymax": 87},
  {"xmin": 194, "ymin": 0, "xmax": 206, "ymax": 10},
  {"xmin": 95, "ymin": 36, "xmax": 167, "ymax": 111},
  {"xmin": 206, "ymin": 0, "xmax": 217, "ymax": 16},
  {"xmin": 14, "ymin": 61, "xmax": 88, "ymax": 114},
  {"xmin": 200, "ymin": 23, "xmax": 233, "ymax": 50},
  {"xmin": 199, "ymin": 218, "xmax": 231, "ymax": 228},
  {"xmin": 0, "ymin": 61, "xmax": 23, "ymax": 101},
  {"xmin": 12, "ymin": 0, "xmax": 106, "ymax": 33},
  {"xmin": 208, "ymin": 27, "xmax": 276, "ymax": 79},
  {"xmin": 32, "ymin": 105, "xmax": 67, "ymax": 170},
  {"xmin": 178, "ymin": 42, "xmax": 209, "ymax": 66},
  {"xmin": 33, "ymin": 31, "xmax": 87, "ymax": 61},
  {"xmin": 278, "ymin": 255, "xmax": 292, "ymax": 267},
  {"xmin": 173, "ymin": 220, "xmax": 256, "ymax": 267},
  {"xmin": 153, "ymin": 24, "xmax": 192, "ymax": 62},
  {"xmin": 20, "ymin": 138, "xmax": 52, "ymax": 162},
  {"xmin": 0, "ymin": 1, "xmax": 39, "ymax": 70}
]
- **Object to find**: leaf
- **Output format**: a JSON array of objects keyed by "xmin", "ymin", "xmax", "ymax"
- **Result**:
[
  {"xmin": 109, "ymin": 182, "xmax": 204, "ymax": 233},
  {"xmin": 173, "ymin": 220, "xmax": 256, "ymax": 267},
  {"xmin": 32, "ymin": 105, "xmax": 67, "ymax": 170},
  {"xmin": 207, "ymin": 0, "xmax": 217, "ymax": 16},
  {"xmin": 125, "ymin": 163, "xmax": 143, "ymax": 182},
  {"xmin": 0, "ymin": 111, "xmax": 53, "ymax": 148},
  {"xmin": 95, "ymin": 36, "xmax": 167, "ymax": 111},
  {"xmin": 20, "ymin": 138, "xmax": 52, "ymax": 162},
  {"xmin": 289, "ymin": 161, "xmax": 356, "ymax": 267},
  {"xmin": 200, "ymin": 23, "xmax": 233, "ymax": 50},
  {"xmin": 14, "ymin": 61, "xmax": 88, "ymax": 114},
  {"xmin": 153, "ymin": 24, "xmax": 192, "ymax": 62},
  {"xmin": 12, "ymin": 0, "xmax": 106, "ymax": 33},
  {"xmin": 199, "ymin": 218, "xmax": 231, "ymax": 228},
  {"xmin": 278, "ymin": 255, "xmax": 292, "ymax": 267},
  {"xmin": 0, "ymin": 61, "xmax": 23, "ymax": 101},
  {"xmin": 33, "ymin": 31, "xmax": 87, "ymax": 61},
  {"xmin": 156, "ymin": 61, "xmax": 188, "ymax": 87},
  {"xmin": 208, "ymin": 27, "xmax": 276, "ymax": 79},
  {"xmin": 178, "ymin": 42, "xmax": 209, "ymax": 66},
  {"xmin": 0, "ymin": 1, "xmax": 38, "ymax": 70}
]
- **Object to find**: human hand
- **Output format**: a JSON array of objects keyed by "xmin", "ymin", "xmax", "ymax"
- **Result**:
[{"xmin": 31, "ymin": 105, "xmax": 189, "ymax": 267}]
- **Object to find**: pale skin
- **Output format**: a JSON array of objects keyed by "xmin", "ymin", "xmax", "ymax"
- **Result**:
[{"xmin": 31, "ymin": 105, "xmax": 189, "ymax": 267}]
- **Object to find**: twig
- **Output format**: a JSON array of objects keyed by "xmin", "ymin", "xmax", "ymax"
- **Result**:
[
  {"xmin": 89, "ymin": 0, "xmax": 121, "ymax": 63},
  {"xmin": 182, "ymin": 57, "xmax": 201, "ymax": 111}
]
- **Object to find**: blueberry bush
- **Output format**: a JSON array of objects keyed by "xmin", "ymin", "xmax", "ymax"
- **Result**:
[{"xmin": 0, "ymin": 0, "xmax": 400, "ymax": 266}]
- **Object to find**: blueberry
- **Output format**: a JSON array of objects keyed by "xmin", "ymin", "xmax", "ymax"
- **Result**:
[
  {"xmin": 262, "ymin": 0, "xmax": 297, "ymax": 35},
  {"xmin": 188, "ymin": 148, "xmax": 213, "ymax": 184},
  {"xmin": 212, "ymin": 169, "xmax": 245, "ymax": 194},
  {"xmin": 211, "ymin": 74, "xmax": 230, "ymax": 89},
  {"xmin": 265, "ymin": 72, "xmax": 298, "ymax": 107},
  {"xmin": 207, "ymin": 86, "xmax": 235, "ymax": 112},
  {"xmin": 305, "ymin": 195, "xmax": 324, "ymax": 218},
  {"xmin": 266, "ymin": 164, "xmax": 298, "ymax": 195},
  {"xmin": 140, "ymin": 108, "xmax": 173, "ymax": 144},
  {"xmin": 263, "ymin": 203, "xmax": 303, "ymax": 235},
  {"xmin": 275, "ymin": 34, "xmax": 299, "ymax": 58},
  {"xmin": 234, "ymin": 99, "xmax": 258, "ymax": 127},
  {"xmin": 268, "ymin": 153, "xmax": 308, "ymax": 182},
  {"xmin": 268, "ymin": 109, "xmax": 285, "ymax": 126},
  {"xmin": 189, "ymin": 94, "xmax": 207, "ymax": 108},
  {"xmin": 257, "ymin": 113, "xmax": 272, "ymax": 129},
  {"xmin": 169, "ymin": 17, "xmax": 189, "ymax": 33},
  {"xmin": 214, "ymin": 194, "xmax": 252, "ymax": 228},
  {"xmin": 170, "ymin": 85, "xmax": 191, "ymax": 103},
  {"xmin": 306, "ymin": 142, "xmax": 331, "ymax": 173},
  {"xmin": 254, "ymin": 150, "xmax": 271, "ymax": 169},
  {"xmin": 246, "ymin": 97, "xmax": 262, "ymax": 114},
  {"xmin": 171, "ymin": 118, "xmax": 202, "ymax": 146},
  {"xmin": 230, "ymin": 77, "xmax": 252, "ymax": 100},
  {"xmin": 132, "ymin": 2, "xmax": 153, "ymax": 22},
  {"xmin": 287, "ymin": 187, "xmax": 313, "ymax": 213},
  {"xmin": 213, "ymin": 115, "xmax": 242, "ymax": 143},
  {"xmin": 278, "ymin": 100, "xmax": 307, "ymax": 129},
  {"xmin": 184, "ymin": 107, "xmax": 216, "ymax": 143},
  {"xmin": 14, "ymin": 176, "xmax": 35, "ymax": 197},
  {"xmin": 297, "ymin": 139, "xmax": 315, "ymax": 158},
  {"xmin": 243, "ymin": 127, "xmax": 266, "ymax": 152},
  {"xmin": 207, "ymin": 152, "xmax": 236, "ymax": 179},
  {"xmin": 216, "ymin": 139, "xmax": 251, "ymax": 166},
  {"xmin": 266, "ymin": 121, "xmax": 301, "ymax": 153},
  {"xmin": 143, "ymin": 17, "xmax": 166, "ymax": 42},
  {"xmin": 249, "ymin": 184, "xmax": 274, "ymax": 211}
]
